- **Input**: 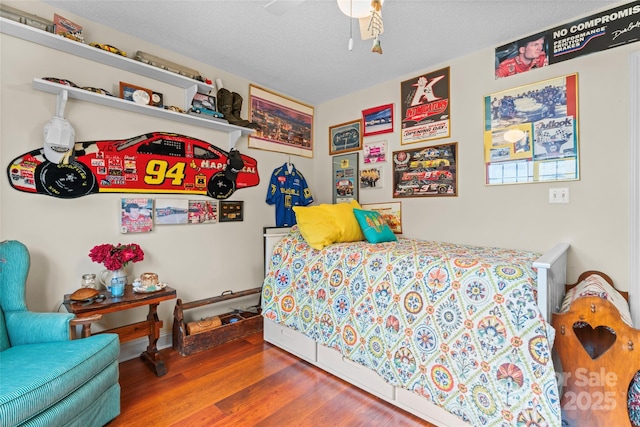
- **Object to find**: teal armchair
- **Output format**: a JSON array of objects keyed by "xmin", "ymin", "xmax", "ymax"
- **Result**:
[{"xmin": 0, "ymin": 240, "xmax": 120, "ymax": 427}]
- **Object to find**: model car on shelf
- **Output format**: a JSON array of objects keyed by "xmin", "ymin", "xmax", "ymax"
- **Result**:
[
  {"xmin": 188, "ymin": 93, "xmax": 226, "ymax": 120},
  {"xmin": 89, "ymin": 42, "xmax": 127, "ymax": 56},
  {"xmin": 7, "ymin": 132, "xmax": 259, "ymax": 200}
]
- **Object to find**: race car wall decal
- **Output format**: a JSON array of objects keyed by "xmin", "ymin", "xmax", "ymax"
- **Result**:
[{"xmin": 7, "ymin": 132, "xmax": 260, "ymax": 199}]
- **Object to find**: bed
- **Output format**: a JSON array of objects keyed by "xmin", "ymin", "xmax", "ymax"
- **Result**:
[{"xmin": 262, "ymin": 225, "xmax": 570, "ymax": 426}]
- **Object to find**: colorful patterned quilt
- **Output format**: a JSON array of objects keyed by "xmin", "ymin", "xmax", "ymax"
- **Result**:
[{"xmin": 262, "ymin": 228, "xmax": 560, "ymax": 426}]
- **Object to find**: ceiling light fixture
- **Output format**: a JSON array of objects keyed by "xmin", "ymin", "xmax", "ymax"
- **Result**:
[{"xmin": 337, "ymin": 0, "xmax": 385, "ymax": 53}]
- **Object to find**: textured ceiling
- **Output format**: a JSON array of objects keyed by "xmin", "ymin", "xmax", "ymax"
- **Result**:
[{"xmin": 43, "ymin": 0, "xmax": 619, "ymax": 105}]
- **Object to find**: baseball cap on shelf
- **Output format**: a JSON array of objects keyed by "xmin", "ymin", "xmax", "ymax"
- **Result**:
[
  {"xmin": 43, "ymin": 116, "xmax": 75, "ymax": 163},
  {"xmin": 225, "ymin": 148, "xmax": 244, "ymax": 181}
]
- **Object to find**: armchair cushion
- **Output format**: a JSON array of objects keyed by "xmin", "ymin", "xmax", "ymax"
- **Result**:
[
  {"xmin": 0, "ymin": 333, "xmax": 120, "ymax": 426},
  {"xmin": 4, "ymin": 311, "xmax": 74, "ymax": 346}
]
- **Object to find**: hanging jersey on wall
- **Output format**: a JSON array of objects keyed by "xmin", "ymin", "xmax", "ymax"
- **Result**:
[{"xmin": 266, "ymin": 163, "xmax": 313, "ymax": 226}]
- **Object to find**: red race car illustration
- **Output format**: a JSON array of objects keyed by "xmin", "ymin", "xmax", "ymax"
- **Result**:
[{"xmin": 7, "ymin": 132, "xmax": 259, "ymax": 199}]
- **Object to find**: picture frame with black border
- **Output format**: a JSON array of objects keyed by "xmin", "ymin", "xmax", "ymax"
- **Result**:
[{"xmin": 219, "ymin": 200, "xmax": 244, "ymax": 222}]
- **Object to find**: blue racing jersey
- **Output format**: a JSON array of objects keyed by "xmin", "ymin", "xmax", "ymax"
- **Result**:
[{"xmin": 266, "ymin": 163, "xmax": 313, "ymax": 226}]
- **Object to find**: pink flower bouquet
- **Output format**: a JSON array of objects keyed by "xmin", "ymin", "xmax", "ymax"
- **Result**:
[{"xmin": 89, "ymin": 243, "xmax": 144, "ymax": 271}]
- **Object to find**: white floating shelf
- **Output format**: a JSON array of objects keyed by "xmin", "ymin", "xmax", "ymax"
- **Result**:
[
  {"xmin": 33, "ymin": 79, "xmax": 253, "ymax": 148},
  {"xmin": 1, "ymin": 17, "xmax": 215, "ymax": 93}
]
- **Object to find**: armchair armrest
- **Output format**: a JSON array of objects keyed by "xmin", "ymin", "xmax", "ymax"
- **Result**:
[
  {"xmin": 69, "ymin": 314, "xmax": 103, "ymax": 339},
  {"xmin": 4, "ymin": 311, "xmax": 74, "ymax": 345}
]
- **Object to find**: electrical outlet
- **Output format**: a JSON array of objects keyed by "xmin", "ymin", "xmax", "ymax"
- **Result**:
[{"xmin": 549, "ymin": 188, "xmax": 570, "ymax": 204}]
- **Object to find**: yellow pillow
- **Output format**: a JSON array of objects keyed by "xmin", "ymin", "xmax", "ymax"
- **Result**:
[
  {"xmin": 323, "ymin": 200, "xmax": 364, "ymax": 243},
  {"xmin": 292, "ymin": 205, "xmax": 340, "ymax": 250},
  {"xmin": 293, "ymin": 200, "xmax": 364, "ymax": 249}
]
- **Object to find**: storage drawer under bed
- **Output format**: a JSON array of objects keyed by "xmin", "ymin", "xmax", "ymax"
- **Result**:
[
  {"xmin": 263, "ymin": 318, "xmax": 317, "ymax": 362},
  {"xmin": 316, "ymin": 343, "xmax": 395, "ymax": 401}
]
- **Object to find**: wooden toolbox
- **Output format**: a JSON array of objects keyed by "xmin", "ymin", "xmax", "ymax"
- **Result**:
[{"xmin": 172, "ymin": 287, "xmax": 263, "ymax": 356}]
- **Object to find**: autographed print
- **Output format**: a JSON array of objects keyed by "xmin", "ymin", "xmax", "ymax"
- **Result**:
[
  {"xmin": 483, "ymin": 74, "xmax": 579, "ymax": 185},
  {"xmin": 400, "ymin": 67, "xmax": 450, "ymax": 145},
  {"xmin": 120, "ymin": 198, "xmax": 153, "ymax": 234}
]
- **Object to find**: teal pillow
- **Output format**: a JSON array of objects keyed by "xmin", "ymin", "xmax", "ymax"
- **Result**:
[{"xmin": 353, "ymin": 209, "xmax": 398, "ymax": 244}]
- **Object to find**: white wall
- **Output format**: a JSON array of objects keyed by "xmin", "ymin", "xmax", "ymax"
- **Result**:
[
  {"xmin": 1, "ymin": 1, "xmax": 638, "ymax": 331},
  {"xmin": 314, "ymin": 37, "xmax": 638, "ymax": 294},
  {"xmin": 0, "ymin": 1, "xmax": 316, "ymax": 330}
]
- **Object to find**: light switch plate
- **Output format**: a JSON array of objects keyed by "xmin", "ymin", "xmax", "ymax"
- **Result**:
[{"xmin": 549, "ymin": 188, "xmax": 570, "ymax": 204}]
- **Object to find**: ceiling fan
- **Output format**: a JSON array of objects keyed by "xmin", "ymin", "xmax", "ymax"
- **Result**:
[{"xmin": 265, "ymin": 0, "xmax": 384, "ymax": 52}]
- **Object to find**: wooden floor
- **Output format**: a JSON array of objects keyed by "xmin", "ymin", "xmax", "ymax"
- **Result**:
[{"xmin": 111, "ymin": 331, "xmax": 435, "ymax": 426}]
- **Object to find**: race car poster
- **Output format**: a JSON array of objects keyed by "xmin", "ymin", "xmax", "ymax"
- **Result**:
[
  {"xmin": 400, "ymin": 67, "xmax": 450, "ymax": 145},
  {"xmin": 154, "ymin": 199, "xmax": 188, "ymax": 225},
  {"xmin": 495, "ymin": 1, "xmax": 639, "ymax": 78},
  {"xmin": 392, "ymin": 142, "xmax": 457, "ymax": 198},
  {"xmin": 121, "ymin": 198, "xmax": 153, "ymax": 234},
  {"xmin": 483, "ymin": 73, "xmax": 579, "ymax": 185}
]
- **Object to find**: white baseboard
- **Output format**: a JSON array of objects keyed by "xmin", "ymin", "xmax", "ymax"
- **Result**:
[{"xmin": 118, "ymin": 331, "xmax": 173, "ymax": 362}]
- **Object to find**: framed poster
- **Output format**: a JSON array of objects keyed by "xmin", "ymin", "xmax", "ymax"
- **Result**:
[
  {"xmin": 363, "ymin": 139, "xmax": 387, "ymax": 163},
  {"xmin": 362, "ymin": 103, "xmax": 394, "ymax": 136},
  {"xmin": 329, "ymin": 119, "xmax": 362, "ymax": 155},
  {"xmin": 248, "ymin": 84, "xmax": 314, "ymax": 158},
  {"xmin": 392, "ymin": 143, "xmax": 457, "ymax": 198},
  {"xmin": 361, "ymin": 202, "xmax": 402, "ymax": 234},
  {"xmin": 360, "ymin": 166, "xmax": 382, "ymax": 189},
  {"xmin": 332, "ymin": 152, "xmax": 359, "ymax": 203},
  {"xmin": 483, "ymin": 73, "xmax": 579, "ymax": 185},
  {"xmin": 400, "ymin": 67, "xmax": 450, "ymax": 145}
]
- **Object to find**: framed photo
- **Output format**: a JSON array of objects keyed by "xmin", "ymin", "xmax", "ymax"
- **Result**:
[
  {"xmin": 362, "ymin": 103, "xmax": 394, "ymax": 136},
  {"xmin": 329, "ymin": 119, "xmax": 362, "ymax": 155},
  {"xmin": 119, "ymin": 82, "xmax": 153, "ymax": 105},
  {"xmin": 363, "ymin": 139, "xmax": 387, "ymax": 163},
  {"xmin": 360, "ymin": 166, "xmax": 383, "ymax": 189},
  {"xmin": 154, "ymin": 199, "xmax": 188, "ymax": 225},
  {"xmin": 361, "ymin": 202, "xmax": 402, "ymax": 234},
  {"xmin": 219, "ymin": 200, "xmax": 244, "ymax": 222},
  {"xmin": 400, "ymin": 67, "xmax": 450, "ymax": 145},
  {"xmin": 392, "ymin": 142, "xmax": 457, "ymax": 198},
  {"xmin": 332, "ymin": 152, "xmax": 359, "ymax": 204},
  {"xmin": 249, "ymin": 84, "xmax": 314, "ymax": 158},
  {"xmin": 188, "ymin": 200, "xmax": 217, "ymax": 224},
  {"xmin": 120, "ymin": 198, "xmax": 153, "ymax": 234},
  {"xmin": 483, "ymin": 73, "xmax": 579, "ymax": 185}
]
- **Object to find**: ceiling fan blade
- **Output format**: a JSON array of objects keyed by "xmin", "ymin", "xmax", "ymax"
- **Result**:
[{"xmin": 264, "ymin": 0, "xmax": 306, "ymax": 16}]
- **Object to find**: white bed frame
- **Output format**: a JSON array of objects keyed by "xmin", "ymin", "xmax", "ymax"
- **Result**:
[{"xmin": 262, "ymin": 228, "xmax": 570, "ymax": 426}]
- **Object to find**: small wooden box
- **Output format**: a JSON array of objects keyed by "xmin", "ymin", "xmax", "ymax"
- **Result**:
[{"xmin": 172, "ymin": 287, "xmax": 263, "ymax": 356}]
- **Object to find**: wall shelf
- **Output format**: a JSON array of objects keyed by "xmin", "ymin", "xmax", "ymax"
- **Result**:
[
  {"xmin": 2, "ymin": 17, "xmax": 255, "ymax": 149},
  {"xmin": 1, "ymin": 17, "xmax": 214, "ymax": 93},
  {"xmin": 33, "ymin": 79, "xmax": 252, "ymax": 148}
]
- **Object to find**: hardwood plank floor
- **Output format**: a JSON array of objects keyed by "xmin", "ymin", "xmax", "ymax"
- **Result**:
[{"xmin": 111, "ymin": 331, "xmax": 435, "ymax": 426}]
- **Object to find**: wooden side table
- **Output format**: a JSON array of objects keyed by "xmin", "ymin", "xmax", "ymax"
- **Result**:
[{"xmin": 64, "ymin": 284, "xmax": 177, "ymax": 376}]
